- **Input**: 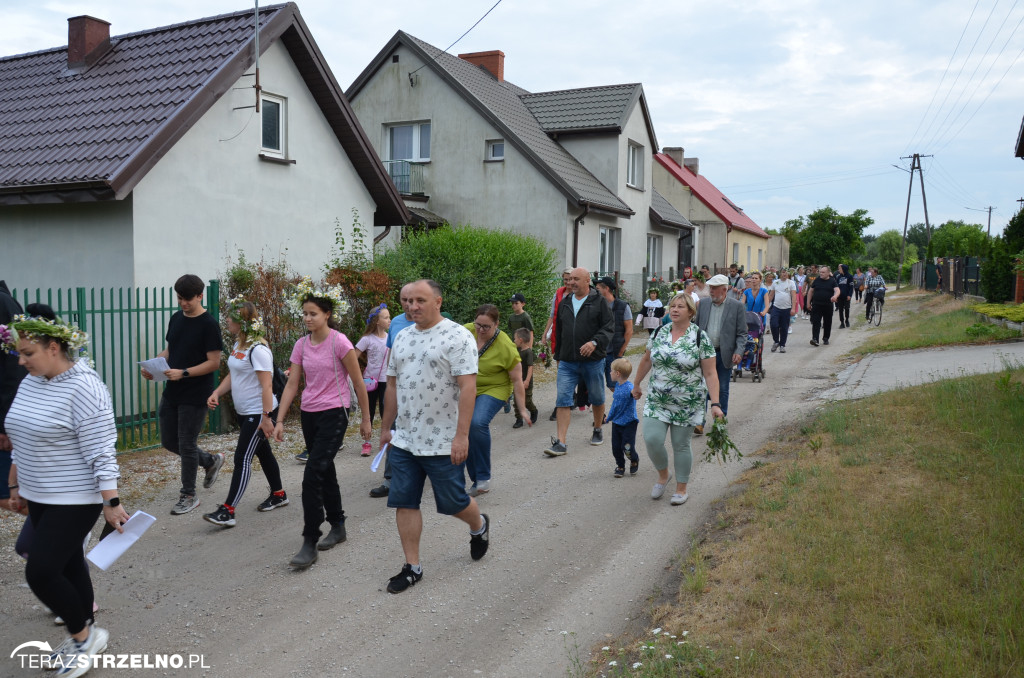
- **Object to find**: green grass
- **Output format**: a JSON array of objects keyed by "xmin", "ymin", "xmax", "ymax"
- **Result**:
[
  {"xmin": 851, "ymin": 295, "xmax": 1021, "ymax": 355},
  {"xmin": 576, "ymin": 367, "xmax": 1024, "ymax": 677},
  {"xmin": 971, "ymin": 302, "xmax": 1024, "ymax": 323}
]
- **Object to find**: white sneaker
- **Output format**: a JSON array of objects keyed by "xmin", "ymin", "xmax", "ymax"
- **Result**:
[
  {"xmin": 670, "ymin": 493, "xmax": 689, "ymax": 506},
  {"xmin": 788, "ymin": 326, "xmax": 793, "ymax": 334},
  {"xmin": 55, "ymin": 625, "xmax": 109, "ymax": 677}
]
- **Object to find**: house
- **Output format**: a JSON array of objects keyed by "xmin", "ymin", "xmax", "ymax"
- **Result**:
[
  {"xmin": 653, "ymin": 149, "xmax": 777, "ymax": 272},
  {"xmin": 346, "ymin": 32, "xmax": 693, "ymax": 292},
  {"xmin": 0, "ymin": 3, "xmax": 409, "ymax": 292},
  {"xmin": 1016, "ymin": 115, "xmax": 1024, "ymax": 158}
]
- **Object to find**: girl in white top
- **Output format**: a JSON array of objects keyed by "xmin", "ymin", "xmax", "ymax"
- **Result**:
[
  {"xmin": 641, "ymin": 289, "xmax": 665, "ymax": 333},
  {"xmin": 204, "ymin": 299, "xmax": 287, "ymax": 528},
  {"xmin": 354, "ymin": 303, "xmax": 390, "ymax": 457}
]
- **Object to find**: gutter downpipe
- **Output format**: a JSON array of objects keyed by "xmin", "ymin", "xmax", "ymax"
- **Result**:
[
  {"xmin": 572, "ymin": 203, "xmax": 590, "ymax": 267},
  {"xmin": 726, "ymin": 224, "xmax": 732, "ymax": 270},
  {"xmin": 373, "ymin": 224, "xmax": 392, "ymax": 245}
]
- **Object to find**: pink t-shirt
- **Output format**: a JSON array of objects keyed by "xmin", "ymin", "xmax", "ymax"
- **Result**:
[{"xmin": 289, "ymin": 330, "xmax": 354, "ymax": 412}]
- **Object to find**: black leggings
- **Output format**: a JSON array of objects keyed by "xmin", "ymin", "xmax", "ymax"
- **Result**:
[
  {"xmin": 25, "ymin": 501, "xmax": 102, "ymax": 635},
  {"xmin": 224, "ymin": 412, "xmax": 283, "ymax": 508},
  {"xmin": 300, "ymin": 408, "xmax": 349, "ymax": 539},
  {"xmin": 366, "ymin": 383, "xmax": 387, "ymax": 426}
]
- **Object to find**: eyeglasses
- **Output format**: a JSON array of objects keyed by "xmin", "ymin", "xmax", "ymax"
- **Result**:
[{"xmin": 474, "ymin": 323, "xmax": 494, "ymax": 331}]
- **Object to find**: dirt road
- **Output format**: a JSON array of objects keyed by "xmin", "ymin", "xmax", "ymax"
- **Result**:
[{"xmin": 2, "ymin": 311, "xmax": 899, "ymax": 677}]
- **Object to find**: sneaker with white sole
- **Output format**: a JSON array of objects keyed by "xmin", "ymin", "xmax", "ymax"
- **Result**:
[
  {"xmin": 257, "ymin": 492, "xmax": 289, "ymax": 512},
  {"xmin": 470, "ymin": 513, "xmax": 490, "ymax": 560},
  {"xmin": 360, "ymin": 441, "xmax": 372, "ymax": 457},
  {"xmin": 203, "ymin": 453, "xmax": 225, "ymax": 489},
  {"xmin": 780, "ymin": 346, "xmax": 787, "ymax": 353},
  {"xmin": 202, "ymin": 504, "xmax": 236, "ymax": 527},
  {"xmin": 670, "ymin": 492, "xmax": 689, "ymax": 505},
  {"xmin": 469, "ymin": 479, "xmax": 490, "ymax": 497},
  {"xmin": 170, "ymin": 493, "xmax": 200, "ymax": 515},
  {"xmin": 651, "ymin": 474, "xmax": 673, "ymax": 500},
  {"xmin": 55, "ymin": 625, "xmax": 109, "ymax": 677},
  {"xmin": 589, "ymin": 428, "xmax": 604, "ymax": 446},
  {"xmin": 543, "ymin": 437, "xmax": 567, "ymax": 456},
  {"xmin": 386, "ymin": 563, "xmax": 423, "ymax": 594}
]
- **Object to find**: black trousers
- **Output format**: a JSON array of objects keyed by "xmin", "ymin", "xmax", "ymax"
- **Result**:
[
  {"xmin": 810, "ymin": 302, "xmax": 834, "ymax": 342},
  {"xmin": 299, "ymin": 408, "xmax": 349, "ymax": 539},
  {"xmin": 835, "ymin": 296, "xmax": 850, "ymax": 325},
  {"xmin": 611, "ymin": 420, "xmax": 639, "ymax": 468}
]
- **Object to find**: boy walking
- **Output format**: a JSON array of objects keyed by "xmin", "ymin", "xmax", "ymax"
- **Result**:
[
  {"xmin": 141, "ymin": 274, "xmax": 225, "ymax": 515},
  {"xmin": 512, "ymin": 328, "xmax": 538, "ymax": 428},
  {"xmin": 606, "ymin": 358, "xmax": 639, "ymax": 477}
]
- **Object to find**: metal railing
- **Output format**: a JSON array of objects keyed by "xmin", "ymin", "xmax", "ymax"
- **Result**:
[
  {"xmin": 382, "ymin": 159, "xmax": 426, "ymax": 195},
  {"xmin": 11, "ymin": 281, "xmax": 221, "ymax": 449}
]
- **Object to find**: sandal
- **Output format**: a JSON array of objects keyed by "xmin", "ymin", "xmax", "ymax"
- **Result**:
[{"xmin": 613, "ymin": 467, "xmax": 625, "ymax": 478}]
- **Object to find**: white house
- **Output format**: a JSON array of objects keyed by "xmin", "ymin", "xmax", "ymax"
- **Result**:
[
  {"xmin": 0, "ymin": 3, "xmax": 409, "ymax": 292},
  {"xmin": 346, "ymin": 33, "xmax": 692, "ymax": 292}
]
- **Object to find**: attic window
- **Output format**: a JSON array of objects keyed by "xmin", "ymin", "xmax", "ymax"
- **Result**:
[
  {"xmin": 722, "ymin": 196, "xmax": 743, "ymax": 213},
  {"xmin": 486, "ymin": 139, "xmax": 505, "ymax": 161},
  {"xmin": 261, "ymin": 93, "xmax": 287, "ymax": 158},
  {"xmin": 626, "ymin": 141, "xmax": 644, "ymax": 189}
]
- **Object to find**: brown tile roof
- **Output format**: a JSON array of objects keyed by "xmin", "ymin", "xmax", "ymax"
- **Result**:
[{"xmin": 0, "ymin": 3, "xmax": 409, "ymax": 225}]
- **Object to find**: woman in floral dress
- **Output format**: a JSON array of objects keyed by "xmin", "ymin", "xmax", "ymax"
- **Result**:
[{"xmin": 632, "ymin": 293, "xmax": 724, "ymax": 506}]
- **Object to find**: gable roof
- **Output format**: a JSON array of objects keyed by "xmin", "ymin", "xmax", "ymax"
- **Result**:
[
  {"xmin": 650, "ymin": 187, "xmax": 692, "ymax": 230},
  {"xmin": 0, "ymin": 2, "xmax": 409, "ymax": 226},
  {"xmin": 1016, "ymin": 115, "xmax": 1024, "ymax": 158},
  {"xmin": 520, "ymin": 84, "xmax": 658, "ymax": 148},
  {"xmin": 347, "ymin": 31, "xmax": 634, "ymax": 217},
  {"xmin": 654, "ymin": 153, "xmax": 768, "ymax": 239}
]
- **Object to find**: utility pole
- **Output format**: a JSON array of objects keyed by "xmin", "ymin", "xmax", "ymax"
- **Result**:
[
  {"xmin": 896, "ymin": 153, "xmax": 933, "ymax": 290},
  {"xmin": 966, "ymin": 206, "xmax": 995, "ymax": 237}
]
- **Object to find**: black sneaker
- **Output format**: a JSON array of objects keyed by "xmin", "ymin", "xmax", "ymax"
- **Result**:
[
  {"xmin": 543, "ymin": 438, "xmax": 567, "ymax": 457},
  {"xmin": 369, "ymin": 484, "xmax": 389, "ymax": 498},
  {"xmin": 810, "ymin": 339, "xmax": 819, "ymax": 346},
  {"xmin": 512, "ymin": 418, "xmax": 524, "ymax": 429},
  {"xmin": 202, "ymin": 504, "xmax": 235, "ymax": 527},
  {"xmin": 590, "ymin": 428, "xmax": 604, "ymax": 446},
  {"xmin": 548, "ymin": 408, "xmax": 557, "ymax": 421},
  {"xmin": 295, "ymin": 450, "xmax": 309, "ymax": 463},
  {"xmin": 470, "ymin": 513, "xmax": 490, "ymax": 561},
  {"xmin": 386, "ymin": 563, "xmax": 423, "ymax": 593},
  {"xmin": 823, "ymin": 339, "xmax": 830, "ymax": 345},
  {"xmin": 203, "ymin": 453, "xmax": 225, "ymax": 489},
  {"xmin": 530, "ymin": 410, "xmax": 539, "ymax": 424},
  {"xmin": 257, "ymin": 492, "xmax": 289, "ymax": 512}
]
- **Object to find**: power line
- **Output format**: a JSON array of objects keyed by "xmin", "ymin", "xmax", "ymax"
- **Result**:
[
  {"xmin": 409, "ymin": 0, "xmax": 504, "ymax": 77},
  {"xmin": 718, "ymin": 165, "xmax": 894, "ymax": 191},
  {"xmin": 723, "ymin": 169, "xmax": 898, "ymax": 195}
]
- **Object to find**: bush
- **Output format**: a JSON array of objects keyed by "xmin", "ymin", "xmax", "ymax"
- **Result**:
[
  {"xmin": 373, "ymin": 224, "xmax": 557, "ymax": 325},
  {"xmin": 971, "ymin": 303, "xmax": 1024, "ymax": 323},
  {"xmin": 980, "ymin": 237, "xmax": 1013, "ymax": 303}
]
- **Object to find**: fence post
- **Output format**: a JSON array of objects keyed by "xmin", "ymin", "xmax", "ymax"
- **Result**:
[
  {"xmin": 75, "ymin": 287, "xmax": 88, "ymax": 333},
  {"xmin": 207, "ymin": 279, "xmax": 222, "ymax": 433}
]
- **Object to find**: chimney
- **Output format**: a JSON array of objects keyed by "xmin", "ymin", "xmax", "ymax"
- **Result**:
[
  {"xmin": 662, "ymin": 147, "xmax": 684, "ymax": 167},
  {"xmin": 68, "ymin": 15, "xmax": 111, "ymax": 70},
  {"xmin": 683, "ymin": 157, "xmax": 699, "ymax": 176},
  {"xmin": 458, "ymin": 50, "xmax": 505, "ymax": 81}
]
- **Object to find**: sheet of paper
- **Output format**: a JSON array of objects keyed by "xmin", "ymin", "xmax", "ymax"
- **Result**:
[
  {"xmin": 371, "ymin": 443, "xmax": 388, "ymax": 472},
  {"xmin": 138, "ymin": 357, "xmax": 170, "ymax": 382},
  {"xmin": 86, "ymin": 511, "xmax": 157, "ymax": 571}
]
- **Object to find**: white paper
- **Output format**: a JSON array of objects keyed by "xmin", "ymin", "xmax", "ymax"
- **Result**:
[
  {"xmin": 87, "ymin": 511, "xmax": 156, "ymax": 571},
  {"xmin": 138, "ymin": 357, "xmax": 170, "ymax": 382},
  {"xmin": 371, "ymin": 443, "xmax": 388, "ymax": 472}
]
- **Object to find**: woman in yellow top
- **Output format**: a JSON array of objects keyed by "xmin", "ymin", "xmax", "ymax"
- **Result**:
[{"xmin": 464, "ymin": 304, "xmax": 530, "ymax": 497}]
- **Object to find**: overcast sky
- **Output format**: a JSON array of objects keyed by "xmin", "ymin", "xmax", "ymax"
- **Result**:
[{"xmin": 4, "ymin": 0, "xmax": 1023, "ymax": 236}]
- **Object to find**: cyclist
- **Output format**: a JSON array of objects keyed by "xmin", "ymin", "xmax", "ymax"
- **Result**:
[{"xmin": 864, "ymin": 267, "xmax": 886, "ymax": 320}]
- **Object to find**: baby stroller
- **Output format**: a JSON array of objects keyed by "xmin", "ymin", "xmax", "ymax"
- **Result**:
[{"xmin": 732, "ymin": 311, "xmax": 766, "ymax": 383}]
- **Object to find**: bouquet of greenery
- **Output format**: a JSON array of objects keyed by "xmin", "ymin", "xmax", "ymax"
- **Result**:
[{"xmin": 704, "ymin": 417, "xmax": 742, "ymax": 464}]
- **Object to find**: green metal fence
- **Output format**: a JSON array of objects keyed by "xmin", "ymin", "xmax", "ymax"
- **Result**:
[{"xmin": 12, "ymin": 281, "xmax": 221, "ymax": 449}]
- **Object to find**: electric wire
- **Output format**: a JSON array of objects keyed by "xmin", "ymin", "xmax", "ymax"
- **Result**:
[
  {"xmin": 718, "ymin": 165, "xmax": 894, "ymax": 192},
  {"xmin": 724, "ymin": 169, "xmax": 899, "ymax": 195},
  {"xmin": 409, "ymin": 0, "xmax": 504, "ymax": 76}
]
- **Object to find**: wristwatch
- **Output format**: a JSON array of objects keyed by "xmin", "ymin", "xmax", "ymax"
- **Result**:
[
  {"xmin": 103, "ymin": 497, "xmax": 121, "ymax": 507},
  {"xmin": 182, "ymin": 369, "xmax": 190, "ymax": 378}
]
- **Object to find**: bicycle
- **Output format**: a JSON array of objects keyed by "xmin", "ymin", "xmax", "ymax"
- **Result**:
[{"xmin": 866, "ymin": 291, "xmax": 883, "ymax": 326}]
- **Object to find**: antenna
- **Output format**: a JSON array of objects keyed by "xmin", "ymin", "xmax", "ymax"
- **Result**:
[{"xmin": 254, "ymin": 1, "xmax": 261, "ymax": 113}]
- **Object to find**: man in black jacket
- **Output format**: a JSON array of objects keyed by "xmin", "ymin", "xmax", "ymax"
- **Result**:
[
  {"xmin": 544, "ymin": 268, "xmax": 614, "ymax": 457},
  {"xmin": 0, "ymin": 280, "xmax": 28, "ymax": 511}
]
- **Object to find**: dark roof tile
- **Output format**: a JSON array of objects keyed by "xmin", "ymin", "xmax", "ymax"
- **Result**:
[{"xmin": 521, "ymin": 84, "xmax": 641, "ymax": 133}]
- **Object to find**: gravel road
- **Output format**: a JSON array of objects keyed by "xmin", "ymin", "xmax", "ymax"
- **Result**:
[{"xmin": 2, "ymin": 312, "xmax": 884, "ymax": 677}]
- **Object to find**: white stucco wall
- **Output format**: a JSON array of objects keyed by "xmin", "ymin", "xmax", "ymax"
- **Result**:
[
  {"xmin": 350, "ymin": 45, "xmax": 567, "ymax": 264},
  {"xmin": 131, "ymin": 40, "xmax": 377, "ymax": 288},
  {"xmin": 0, "ymin": 199, "xmax": 134, "ymax": 291}
]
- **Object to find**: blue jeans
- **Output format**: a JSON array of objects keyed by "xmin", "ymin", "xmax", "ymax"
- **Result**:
[
  {"xmin": 603, "ymin": 344, "xmax": 623, "ymax": 390},
  {"xmin": 467, "ymin": 394, "xmax": 505, "ymax": 485},
  {"xmin": 556, "ymin": 360, "xmax": 607, "ymax": 407},
  {"xmin": 159, "ymin": 399, "xmax": 214, "ymax": 496}
]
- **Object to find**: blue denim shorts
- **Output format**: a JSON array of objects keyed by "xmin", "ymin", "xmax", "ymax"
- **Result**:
[
  {"xmin": 386, "ymin": 445, "xmax": 471, "ymax": 515},
  {"xmin": 555, "ymin": 359, "xmax": 607, "ymax": 407}
]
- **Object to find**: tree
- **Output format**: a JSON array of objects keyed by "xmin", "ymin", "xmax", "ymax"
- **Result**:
[
  {"xmin": 875, "ymin": 230, "xmax": 903, "ymax": 264},
  {"xmin": 980, "ymin": 236, "xmax": 1013, "ymax": 303},
  {"xmin": 930, "ymin": 220, "xmax": 988, "ymax": 257},
  {"xmin": 787, "ymin": 206, "xmax": 871, "ymax": 265},
  {"xmin": 1004, "ymin": 206, "xmax": 1024, "ymax": 254},
  {"xmin": 906, "ymin": 223, "xmax": 930, "ymax": 260}
]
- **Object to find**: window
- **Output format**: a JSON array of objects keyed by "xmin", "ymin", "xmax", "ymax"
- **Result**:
[
  {"xmin": 647, "ymin": 235, "xmax": 663, "ymax": 275},
  {"xmin": 261, "ymin": 94, "xmax": 286, "ymax": 157},
  {"xmin": 746, "ymin": 246, "xmax": 752, "ymax": 271},
  {"xmin": 599, "ymin": 226, "xmax": 621, "ymax": 274},
  {"xmin": 758, "ymin": 249, "xmax": 763, "ymax": 269},
  {"xmin": 732, "ymin": 242, "xmax": 740, "ymax": 264},
  {"xmin": 626, "ymin": 141, "xmax": 644, "ymax": 189},
  {"xmin": 486, "ymin": 139, "xmax": 505, "ymax": 161},
  {"xmin": 386, "ymin": 122, "xmax": 431, "ymax": 161}
]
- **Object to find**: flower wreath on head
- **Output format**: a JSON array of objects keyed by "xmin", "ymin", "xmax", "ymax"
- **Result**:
[
  {"xmin": 226, "ymin": 295, "xmax": 268, "ymax": 342},
  {"xmin": 283, "ymin": 276, "xmax": 351, "ymax": 321},
  {"xmin": 366, "ymin": 302, "xmax": 387, "ymax": 326},
  {"xmin": 0, "ymin": 314, "xmax": 91, "ymax": 363}
]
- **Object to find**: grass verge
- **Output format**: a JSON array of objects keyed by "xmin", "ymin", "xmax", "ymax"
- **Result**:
[
  {"xmin": 574, "ymin": 367, "xmax": 1024, "ymax": 677},
  {"xmin": 851, "ymin": 293, "xmax": 1021, "ymax": 355}
]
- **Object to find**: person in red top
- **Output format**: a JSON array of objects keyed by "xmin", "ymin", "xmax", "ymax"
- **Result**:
[{"xmin": 541, "ymin": 268, "xmax": 573, "ymax": 421}]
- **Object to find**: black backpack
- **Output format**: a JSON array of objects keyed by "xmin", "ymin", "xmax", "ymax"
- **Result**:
[{"xmin": 248, "ymin": 343, "xmax": 288, "ymax": 401}]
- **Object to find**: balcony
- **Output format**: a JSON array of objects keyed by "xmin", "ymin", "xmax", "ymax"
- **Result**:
[{"xmin": 383, "ymin": 160, "xmax": 426, "ymax": 196}]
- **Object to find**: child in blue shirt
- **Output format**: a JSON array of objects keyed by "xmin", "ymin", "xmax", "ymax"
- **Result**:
[{"xmin": 605, "ymin": 358, "xmax": 640, "ymax": 477}]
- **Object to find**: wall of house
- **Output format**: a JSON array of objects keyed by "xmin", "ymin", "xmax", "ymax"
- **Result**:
[
  {"xmin": 727, "ymin": 230, "xmax": 770, "ymax": 272},
  {"xmin": 350, "ymin": 45, "xmax": 568, "ymax": 262},
  {"xmin": 695, "ymin": 220, "xmax": 728, "ymax": 271},
  {"xmin": 767, "ymin": 234, "xmax": 790, "ymax": 268},
  {"xmin": 131, "ymin": 41, "xmax": 377, "ymax": 288},
  {"xmin": 558, "ymin": 134, "xmax": 618, "ymax": 193},
  {"xmin": 0, "ymin": 199, "xmax": 134, "ymax": 291}
]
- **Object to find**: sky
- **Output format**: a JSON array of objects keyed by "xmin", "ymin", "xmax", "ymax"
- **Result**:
[{"xmin": 2, "ymin": 0, "xmax": 1023, "ymax": 236}]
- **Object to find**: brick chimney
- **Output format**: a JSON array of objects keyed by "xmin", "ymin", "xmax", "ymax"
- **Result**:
[
  {"xmin": 458, "ymin": 50, "xmax": 504, "ymax": 81},
  {"xmin": 662, "ymin": 147, "xmax": 684, "ymax": 167},
  {"xmin": 683, "ymin": 157, "xmax": 699, "ymax": 175},
  {"xmin": 68, "ymin": 15, "xmax": 111, "ymax": 70}
]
